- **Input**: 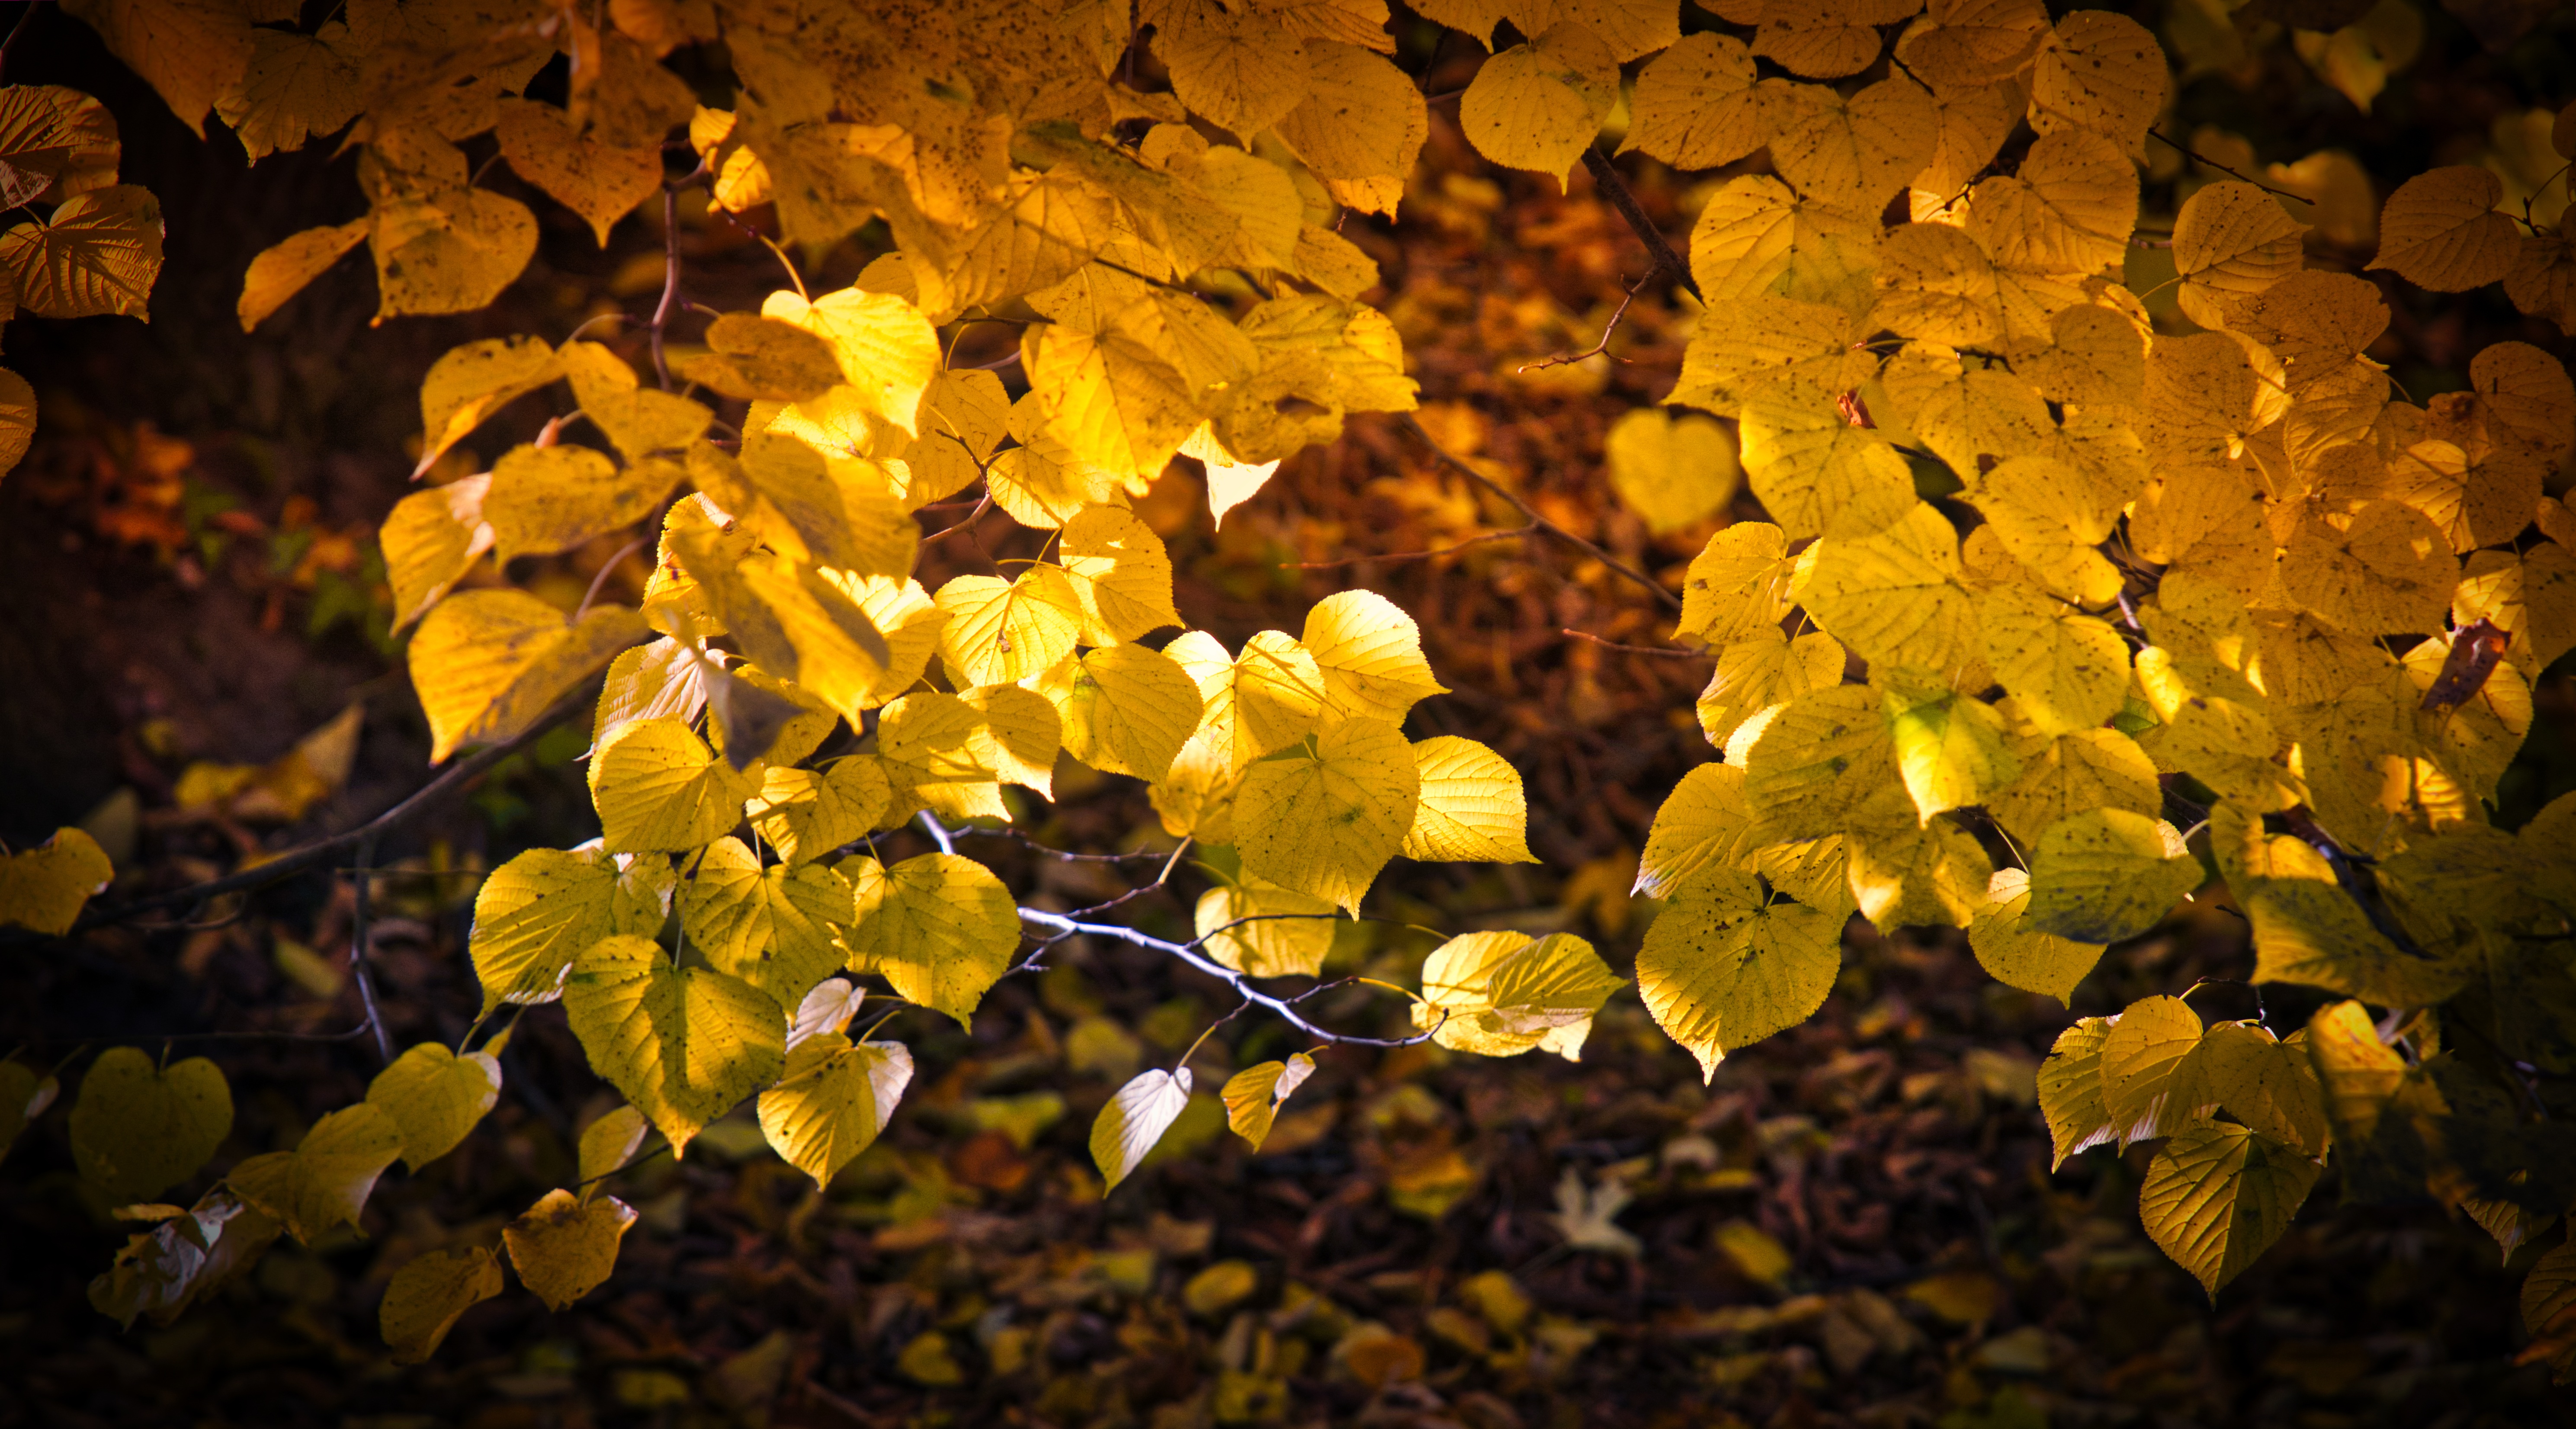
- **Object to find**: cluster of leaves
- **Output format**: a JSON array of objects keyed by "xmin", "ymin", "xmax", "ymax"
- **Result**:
[{"xmin": 3, "ymin": 0, "xmax": 2575, "ymax": 1384}]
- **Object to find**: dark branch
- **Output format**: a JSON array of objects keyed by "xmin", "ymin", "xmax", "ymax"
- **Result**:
[{"xmin": 1579, "ymin": 148, "xmax": 1702, "ymax": 303}]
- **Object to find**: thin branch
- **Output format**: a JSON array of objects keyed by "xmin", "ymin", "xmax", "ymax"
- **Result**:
[
  {"xmin": 1518, "ymin": 271, "xmax": 1649, "ymax": 373},
  {"xmin": 347, "ymin": 834, "xmax": 395, "ymax": 1065},
  {"xmin": 1562, "ymin": 627, "xmax": 1704, "ymax": 658},
  {"xmin": 1395, "ymin": 414, "xmax": 1683, "ymax": 612},
  {"xmin": 916, "ymin": 810, "xmax": 956, "ymax": 855},
  {"xmin": 574, "ymin": 536, "xmax": 649, "ymax": 621},
  {"xmin": 1579, "ymin": 148, "xmax": 1703, "ymax": 303},
  {"xmin": 651, "ymin": 182, "xmax": 685, "ymax": 390},
  {"xmin": 1282, "ymin": 522, "xmax": 1537, "ymax": 571},
  {"xmin": 2146, "ymin": 129, "xmax": 2309, "ymax": 205},
  {"xmin": 962, "ymin": 827, "xmax": 1175, "ymax": 864},
  {"xmin": 919, "ymin": 493, "xmax": 994, "ymax": 548},
  {"xmin": 0, "ymin": 4, "xmax": 42, "ymax": 78},
  {"xmin": 63, "ymin": 683, "xmax": 606, "ymax": 934},
  {"xmin": 1018, "ymin": 909, "xmax": 1443, "ymax": 1048}
]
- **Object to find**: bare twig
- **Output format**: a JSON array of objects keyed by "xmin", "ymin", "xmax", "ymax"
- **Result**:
[
  {"xmin": 574, "ymin": 536, "xmax": 649, "ymax": 621},
  {"xmin": 1283, "ymin": 523, "xmax": 1537, "ymax": 571},
  {"xmin": 1395, "ymin": 414, "xmax": 1684, "ymax": 612},
  {"xmin": 920, "ymin": 493, "xmax": 994, "ymax": 548},
  {"xmin": 1519, "ymin": 271, "xmax": 1649, "ymax": 373},
  {"xmin": 347, "ymin": 834, "xmax": 395, "ymax": 1065},
  {"xmin": 1579, "ymin": 148, "xmax": 1702, "ymax": 303},
  {"xmin": 1562, "ymin": 627, "xmax": 1705, "ymax": 658},
  {"xmin": 63, "ymin": 684, "xmax": 607, "ymax": 934},
  {"xmin": 0, "ymin": 5, "xmax": 41, "ymax": 79},
  {"xmin": 1019, "ymin": 909, "xmax": 1443, "ymax": 1048},
  {"xmin": 2147, "ymin": 129, "xmax": 2309, "ymax": 205}
]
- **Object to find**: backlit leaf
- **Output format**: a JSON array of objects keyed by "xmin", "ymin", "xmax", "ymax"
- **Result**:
[
  {"xmin": 1092, "ymin": 1067, "xmax": 1193, "ymax": 1191},
  {"xmin": 1637, "ymin": 885, "xmax": 1846, "ymax": 1080},
  {"xmin": 503, "ymin": 1188, "xmax": 637, "ymax": 1310},
  {"xmin": 366, "ymin": 1044, "xmax": 501, "ymax": 1171},
  {"xmin": 0, "ymin": 825, "xmax": 113, "ymax": 935},
  {"xmin": 678, "ymin": 836, "xmax": 852, "ymax": 1006},
  {"xmin": 237, "ymin": 218, "xmax": 366, "ymax": 331},
  {"xmin": 842, "ymin": 853, "xmax": 1019, "ymax": 1027},
  {"xmin": 1401, "ymin": 735, "xmax": 1535, "ymax": 864},
  {"xmin": 2025, "ymin": 809, "xmax": 2202, "ymax": 943},
  {"xmin": 1234, "ymin": 716, "xmax": 1421, "ymax": 912},
  {"xmin": 0, "ymin": 183, "xmax": 162, "ymax": 319},
  {"xmin": 561, "ymin": 934, "xmax": 785, "ymax": 1157},
  {"xmin": 588, "ymin": 717, "xmax": 756, "ymax": 854},
  {"xmin": 227, "ymin": 1102, "xmax": 405, "ymax": 1244},
  {"xmin": 1222, "ymin": 1054, "xmax": 1316, "ymax": 1151},
  {"xmin": 1197, "ymin": 874, "xmax": 1338, "ymax": 979},
  {"xmin": 2370, "ymin": 165, "xmax": 2519, "ymax": 291},
  {"xmin": 758, "ymin": 1034, "xmax": 912, "ymax": 1188},
  {"xmin": 1458, "ymin": 20, "xmax": 1618, "ymax": 185},
  {"xmin": 410, "ymin": 591, "xmax": 648, "ymax": 763},
  {"xmin": 1970, "ymin": 867, "xmax": 2107, "ymax": 1004},
  {"xmin": 1416, "ymin": 931, "xmax": 1624, "ymax": 1061},
  {"xmin": 2139, "ymin": 1121, "xmax": 2320, "ymax": 1297}
]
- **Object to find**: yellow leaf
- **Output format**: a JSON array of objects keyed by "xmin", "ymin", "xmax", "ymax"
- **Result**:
[
  {"xmin": 679, "ymin": 837, "xmax": 852, "ymax": 1006},
  {"xmin": 1749, "ymin": 0, "xmax": 1914, "ymax": 80},
  {"xmin": 1197, "ymin": 874, "xmax": 1338, "ymax": 979},
  {"xmin": 1221, "ymin": 1054, "xmax": 1316, "ymax": 1151},
  {"xmin": 1606, "ymin": 408, "xmax": 1741, "ymax": 533},
  {"xmin": 1912, "ymin": 72, "xmax": 2021, "ymax": 200},
  {"xmin": 675, "ymin": 313, "xmax": 844, "ymax": 404},
  {"xmin": 1636, "ymin": 885, "xmax": 1845, "ymax": 1080},
  {"xmin": 1093, "ymin": 1067, "xmax": 1193, "ymax": 1192},
  {"xmin": 381, "ymin": 474, "xmax": 492, "ymax": 629},
  {"xmin": 2209, "ymin": 803, "xmax": 2463, "ymax": 1006},
  {"xmin": 2027, "ymin": 10, "xmax": 2166, "ymax": 159},
  {"xmin": 215, "ymin": 22, "xmax": 360, "ymax": 162},
  {"xmin": 934, "ymin": 567, "xmax": 1088, "ymax": 688},
  {"xmin": 1416, "ymin": 930, "xmax": 1625, "ymax": 1061},
  {"xmin": 1636, "ymin": 762, "xmax": 1763, "ymax": 899},
  {"xmin": 747, "ymin": 759, "xmax": 889, "ymax": 867},
  {"xmin": 1883, "ymin": 681, "xmax": 2021, "ymax": 823},
  {"xmin": 731, "ymin": 558, "xmax": 894, "ymax": 724},
  {"xmin": 1843, "ymin": 817, "xmax": 1993, "ymax": 927},
  {"xmin": 1052, "ymin": 643, "xmax": 1206, "ymax": 783},
  {"xmin": 2369, "ymin": 165, "xmax": 2518, "ymax": 292},
  {"xmin": 2025, "ymin": 809, "xmax": 2200, "ymax": 944},
  {"xmin": 366, "ymin": 1044, "xmax": 502, "ymax": 1171},
  {"xmin": 503, "ymin": 1188, "xmax": 638, "ymax": 1310},
  {"xmin": 1802, "ymin": 503, "xmax": 1981, "ymax": 675},
  {"xmin": 0, "ymin": 183, "xmax": 161, "ymax": 319},
  {"xmin": 1276, "ymin": 41, "xmax": 1427, "ymax": 187},
  {"xmin": 757, "ymin": 1034, "xmax": 912, "ymax": 1188},
  {"xmin": 1151, "ymin": 0, "xmax": 1312, "ymax": 138},
  {"xmin": 415, "ymin": 334, "xmax": 560, "ymax": 475},
  {"xmin": 1697, "ymin": 629, "xmax": 1847, "ymax": 748},
  {"xmin": 1154, "ymin": 733, "xmax": 1240, "ymax": 845},
  {"xmin": 2020, "ymin": 302, "xmax": 2149, "ymax": 408},
  {"xmin": 876, "ymin": 692, "xmax": 1006, "ymax": 824},
  {"xmin": 1234, "ymin": 717, "xmax": 1421, "ymax": 912},
  {"xmin": 1166, "ymin": 629, "xmax": 1327, "ymax": 775},
  {"xmin": 1457, "ymin": 22, "xmax": 1618, "ymax": 186},
  {"xmin": 2172, "ymin": 180, "xmax": 2310, "ymax": 330},
  {"xmin": 1735, "ymin": 393, "xmax": 1917, "ymax": 541},
  {"xmin": 369, "ymin": 188, "xmax": 539, "ymax": 320},
  {"xmin": 1756, "ymin": 72, "xmax": 1936, "ymax": 213},
  {"xmin": 495, "ymin": 99, "xmax": 660, "ymax": 246},
  {"xmin": 1964, "ymin": 128, "xmax": 2137, "ymax": 277},
  {"xmin": 561, "ymin": 341, "xmax": 711, "ymax": 463},
  {"xmin": 237, "ymin": 217, "xmax": 366, "ymax": 331},
  {"xmin": 2279, "ymin": 500, "xmax": 2458, "ymax": 634},
  {"xmin": 1980, "ymin": 584, "xmax": 2131, "ymax": 738},
  {"xmin": 380, "ymin": 1245, "xmax": 504, "ymax": 1365},
  {"xmin": 2195, "ymin": 1021, "xmax": 2329, "ymax": 1157},
  {"xmin": 0, "ymin": 84, "xmax": 120, "ymax": 205},
  {"xmin": 2095, "ymin": 992, "xmax": 2216, "ymax": 1144},
  {"xmin": 2470, "ymin": 339, "xmax": 2576, "ymax": 462},
  {"xmin": 765, "ymin": 287, "xmax": 941, "ymax": 437},
  {"xmin": 1742, "ymin": 684, "xmax": 1918, "ymax": 841},
  {"xmin": 69, "ymin": 1047, "xmax": 230, "ymax": 1204},
  {"xmin": 483, "ymin": 443, "xmax": 669, "ymax": 564},
  {"xmin": 1688, "ymin": 173, "xmax": 1884, "ymax": 309},
  {"xmin": 961, "ymin": 683, "xmax": 1061, "ymax": 798},
  {"xmin": 1970, "ymin": 455, "xmax": 2126, "ymax": 606},
  {"xmin": 843, "ymin": 853, "xmax": 1019, "ymax": 1026},
  {"xmin": 576, "ymin": 1105, "xmax": 650, "ymax": 1200},
  {"xmin": 1871, "ymin": 222, "xmax": 2005, "ymax": 347},
  {"xmin": 2139, "ymin": 331, "xmax": 2289, "ymax": 466},
  {"xmin": 562, "ymin": 934, "xmax": 784, "ymax": 1156},
  {"xmin": 1062, "ymin": 506, "xmax": 1181, "ymax": 645},
  {"xmin": 1027, "ymin": 313, "xmax": 1204, "ymax": 482},
  {"xmin": 0, "ymin": 366, "xmax": 31, "ymax": 481},
  {"xmin": 1303, "ymin": 589, "xmax": 1449, "ymax": 726},
  {"xmin": 1621, "ymin": 31, "xmax": 1762, "ymax": 170},
  {"xmin": 1969, "ymin": 867, "xmax": 2105, "ymax": 1004},
  {"xmin": 61, "ymin": 0, "xmax": 253, "ymax": 138},
  {"xmin": 2037, "ymin": 1016, "xmax": 2114, "ymax": 1168},
  {"xmin": 1402, "ymin": 735, "xmax": 1536, "ymax": 864},
  {"xmin": 227, "ymin": 1102, "xmax": 405, "ymax": 1244},
  {"xmin": 1896, "ymin": 0, "xmax": 2051, "ymax": 86},
  {"xmin": 987, "ymin": 419, "xmax": 1131, "ymax": 530},
  {"xmin": 0, "ymin": 825, "xmax": 113, "ymax": 935},
  {"xmin": 892, "ymin": 368, "xmax": 1011, "ymax": 509},
  {"xmin": 467, "ymin": 847, "xmax": 668, "ymax": 1015},
  {"xmin": 413, "ymin": 590, "xmax": 650, "ymax": 761},
  {"xmin": 1675, "ymin": 522, "xmax": 1795, "ymax": 646},
  {"xmin": 734, "ymin": 430, "xmax": 916, "ymax": 577},
  {"xmin": 2139, "ymin": 1121, "xmax": 2319, "ymax": 1297}
]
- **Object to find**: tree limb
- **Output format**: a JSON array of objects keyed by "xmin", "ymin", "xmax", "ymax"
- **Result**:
[{"xmin": 1580, "ymin": 148, "xmax": 1701, "ymax": 303}]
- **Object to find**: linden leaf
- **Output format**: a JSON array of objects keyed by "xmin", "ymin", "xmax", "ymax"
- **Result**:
[
  {"xmin": 467, "ymin": 847, "xmax": 670, "ymax": 1016},
  {"xmin": 561, "ymin": 934, "xmax": 785, "ymax": 1157},
  {"xmin": 1756, "ymin": 72, "xmax": 1937, "ymax": 213},
  {"xmin": 2027, "ymin": 10, "xmax": 2167, "ymax": 159},
  {"xmin": 1415, "ymin": 931, "xmax": 1625, "ymax": 1061},
  {"xmin": 1675, "ymin": 521, "xmax": 1796, "ymax": 646},
  {"xmin": 2172, "ymin": 180, "xmax": 2310, "ymax": 329},
  {"xmin": 757, "ymin": 1034, "xmax": 912, "ymax": 1189},
  {"xmin": 1964, "ymin": 128, "xmax": 2138, "ymax": 277},
  {"xmin": 934, "ymin": 568, "xmax": 1088, "ymax": 688},
  {"xmin": 1801, "ymin": 502, "xmax": 1981, "ymax": 676},
  {"xmin": 369, "ymin": 188, "xmax": 539, "ymax": 321},
  {"xmin": 226, "ymin": 1102, "xmax": 405, "ymax": 1244},
  {"xmin": 588, "ymin": 717, "xmax": 757, "ymax": 854},
  {"xmin": 2279, "ymin": 500, "xmax": 2458, "ymax": 634},
  {"xmin": 1221, "ymin": 1053, "xmax": 1316, "ymax": 1151},
  {"xmin": 86, "ymin": 1188, "xmax": 277, "ymax": 1331},
  {"xmin": 2370, "ymin": 166, "xmax": 2519, "ymax": 291},
  {"xmin": 1637, "ymin": 887, "xmax": 1846, "ymax": 1081},
  {"xmin": 576, "ymin": 1106, "xmax": 650, "ymax": 1201},
  {"xmin": 1093, "ymin": 1068, "xmax": 1193, "ymax": 1192},
  {"xmin": 1197, "ymin": 874, "xmax": 1338, "ymax": 979},
  {"xmin": 0, "ymin": 84, "xmax": 119, "ymax": 205},
  {"xmin": 415, "ymin": 335, "xmax": 561, "ymax": 475},
  {"xmin": 678, "ymin": 837, "xmax": 852, "ymax": 1007},
  {"xmin": 1061, "ymin": 505, "xmax": 1182, "ymax": 646},
  {"xmin": 786, "ymin": 979, "xmax": 867, "ymax": 1052},
  {"xmin": 1636, "ymin": 763, "xmax": 1764, "ymax": 900},
  {"xmin": 382, "ymin": 474, "xmax": 492, "ymax": 629},
  {"xmin": 746, "ymin": 758, "xmax": 890, "ymax": 866},
  {"xmin": 2195, "ymin": 1021, "xmax": 2330, "ymax": 1157},
  {"xmin": 842, "ymin": 854, "xmax": 1019, "ymax": 1027},
  {"xmin": 1687, "ymin": 174, "xmax": 1882, "ymax": 307},
  {"xmin": 1166, "ymin": 629, "xmax": 1327, "ymax": 774},
  {"xmin": 561, "ymin": 342, "xmax": 710, "ymax": 464},
  {"xmin": 1234, "ymin": 716, "xmax": 1421, "ymax": 913},
  {"xmin": 1457, "ymin": 22, "xmax": 1618, "ymax": 187},
  {"xmin": 1883, "ymin": 682, "xmax": 2021, "ymax": 824},
  {"xmin": 2139, "ymin": 1121, "xmax": 2320, "ymax": 1298},
  {"xmin": 1606, "ymin": 407, "xmax": 1742, "ymax": 533},
  {"xmin": 2025, "ymin": 809, "xmax": 2202, "ymax": 943},
  {"xmin": 365, "ymin": 1044, "xmax": 502, "ymax": 1171},
  {"xmin": 237, "ymin": 217, "xmax": 367, "ymax": 331},
  {"xmin": 70, "ymin": 1047, "xmax": 231, "ymax": 1204},
  {"xmin": 1275, "ymin": 40, "xmax": 1428, "ymax": 189},
  {"xmin": 1402, "ymin": 735, "xmax": 1537, "ymax": 864},
  {"xmin": 380, "ymin": 1245, "xmax": 504, "ymax": 1365},
  {"xmin": 503, "ymin": 1188, "xmax": 637, "ymax": 1310},
  {"xmin": 2097, "ymin": 994, "xmax": 2213, "ymax": 1145},
  {"xmin": 1969, "ymin": 867, "xmax": 2107, "ymax": 1005},
  {"xmin": 2037, "ymin": 1018, "xmax": 2114, "ymax": 1168},
  {"xmin": 1742, "ymin": 684, "xmax": 1918, "ymax": 842},
  {"xmin": 0, "ymin": 183, "xmax": 162, "ymax": 319},
  {"xmin": 484, "ymin": 443, "xmax": 677, "ymax": 565},
  {"xmin": 1843, "ymin": 818, "xmax": 1993, "ymax": 928},
  {"xmin": 1980, "ymin": 584, "xmax": 2132, "ymax": 738},
  {"xmin": 1150, "ymin": 0, "xmax": 1313, "ymax": 138},
  {"xmin": 0, "ymin": 825, "xmax": 113, "ymax": 935},
  {"xmin": 876, "ymin": 692, "xmax": 1006, "ymax": 824},
  {"xmin": 1750, "ymin": 0, "xmax": 1916, "ymax": 80},
  {"xmin": 0, "ymin": 367, "xmax": 32, "ymax": 481},
  {"xmin": 1052, "ymin": 643, "xmax": 1206, "ymax": 783},
  {"xmin": 1622, "ymin": 31, "xmax": 1762, "ymax": 171},
  {"xmin": 1303, "ymin": 589, "xmax": 1448, "ymax": 726},
  {"xmin": 495, "ymin": 98, "xmax": 661, "ymax": 245},
  {"xmin": 1970, "ymin": 455, "xmax": 2126, "ymax": 607},
  {"xmin": 215, "ymin": 22, "xmax": 361, "ymax": 162},
  {"xmin": 409, "ymin": 590, "xmax": 647, "ymax": 762}
]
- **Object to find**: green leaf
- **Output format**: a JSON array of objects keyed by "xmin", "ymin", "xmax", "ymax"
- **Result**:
[
  {"xmin": 841, "ymin": 853, "xmax": 1019, "ymax": 1027},
  {"xmin": 70, "ymin": 1047, "xmax": 232, "ymax": 1204},
  {"xmin": 227, "ymin": 1101, "xmax": 405, "ymax": 1244},
  {"xmin": 2138, "ymin": 1120, "xmax": 2320, "ymax": 1297},
  {"xmin": 365, "ymin": 1044, "xmax": 502, "ymax": 1170},
  {"xmin": 756, "ymin": 1034, "xmax": 913, "ymax": 1188},
  {"xmin": 561, "ymin": 934, "xmax": 785, "ymax": 1157}
]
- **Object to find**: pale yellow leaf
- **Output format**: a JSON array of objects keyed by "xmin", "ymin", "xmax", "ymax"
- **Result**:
[
  {"xmin": 842, "ymin": 853, "xmax": 1019, "ymax": 1027},
  {"xmin": 365, "ymin": 1044, "xmax": 501, "ymax": 1171},
  {"xmin": 1234, "ymin": 716, "xmax": 1421, "ymax": 912},
  {"xmin": 562, "ymin": 934, "xmax": 784, "ymax": 1157}
]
